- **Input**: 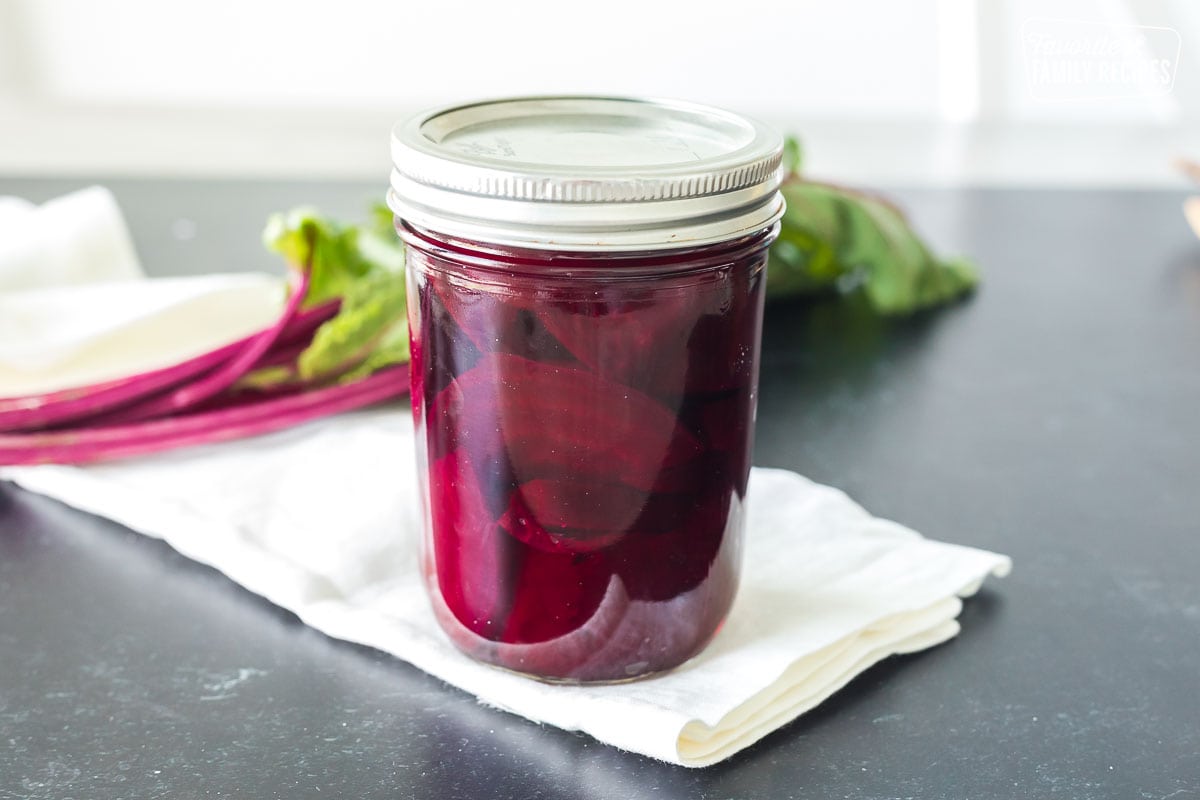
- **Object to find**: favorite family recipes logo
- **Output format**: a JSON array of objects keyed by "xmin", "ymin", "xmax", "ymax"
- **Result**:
[{"xmin": 1022, "ymin": 18, "xmax": 1181, "ymax": 101}]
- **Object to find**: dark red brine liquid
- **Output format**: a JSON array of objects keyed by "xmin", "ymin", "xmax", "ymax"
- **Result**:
[{"xmin": 401, "ymin": 222, "xmax": 774, "ymax": 682}]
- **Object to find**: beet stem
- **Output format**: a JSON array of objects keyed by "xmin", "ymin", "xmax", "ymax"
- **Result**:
[
  {"xmin": 89, "ymin": 268, "xmax": 312, "ymax": 426},
  {"xmin": 0, "ymin": 294, "xmax": 339, "ymax": 433},
  {"xmin": 0, "ymin": 366, "xmax": 410, "ymax": 465}
]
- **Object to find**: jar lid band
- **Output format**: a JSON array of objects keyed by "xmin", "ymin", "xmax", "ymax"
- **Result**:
[{"xmin": 388, "ymin": 96, "xmax": 786, "ymax": 252}]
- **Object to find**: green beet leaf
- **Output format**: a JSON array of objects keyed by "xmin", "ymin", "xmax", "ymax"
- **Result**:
[
  {"xmin": 251, "ymin": 151, "xmax": 979, "ymax": 393},
  {"xmin": 297, "ymin": 268, "xmax": 408, "ymax": 383},
  {"xmin": 766, "ymin": 137, "xmax": 979, "ymax": 314},
  {"xmin": 248, "ymin": 206, "xmax": 409, "ymax": 389}
]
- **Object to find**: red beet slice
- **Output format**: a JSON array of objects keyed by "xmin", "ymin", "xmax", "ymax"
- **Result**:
[
  {"xmin": 417, "ymin": 269, "xmax": 482, "ymax": 404},
  {"xmin": 690, "ymin": 391, "xmax": 755, "ymax": 494},
  {"xmin": 499, "ymin": 478, "xmax": 649, "ymax": 553},
  {"xmin": 492, "ymin": 575, "xmax": 630, "ymax": 679},
  {"xmin": 689, "ymin": 392, "xmax": 748, "ymax": 452},
  {"xmin": 609, "ymin": 489, "xmax": 735, "ymax": 602},
  {"xmin": 679, "ymin": 262, "xmax": 766, "ymax": 394},
  {"xmin": 432, "ymin": 353, "xmax": 704, "ymax": 493},
  {"xmin": 428, "ymin": 450, "xmax": 516, "ymax": 640},
  {"xmin": 500, "ymin": 545, "xmax": 612, "ymax": 644},
  {"xmin": 430, "ymin": 273, "xmax": 573, "ymax": 363},
  {"xmin": 429, "ymin": 275, "xmax": 516, "ymax": 353},
  {"xmin": 529, "ymin": 261, "xmax": 766, "ymax": 398},
  {"xmin": 533, "ymin": 289, "xmax": 695, "ymax": 400}
]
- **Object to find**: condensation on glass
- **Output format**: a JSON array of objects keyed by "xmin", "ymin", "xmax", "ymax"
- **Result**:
[{"xmin": 389, "ymin": 96, "xmax": 785, "ymax": 683}]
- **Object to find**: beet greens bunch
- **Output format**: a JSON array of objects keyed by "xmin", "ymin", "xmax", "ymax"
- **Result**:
[
  {"xmin": 0, "ymin": 207, "xmax": 410, "ymax": 464},
  {"xmin": 0, "ymin": 148, "xmax": 976, "ymax": 465}
]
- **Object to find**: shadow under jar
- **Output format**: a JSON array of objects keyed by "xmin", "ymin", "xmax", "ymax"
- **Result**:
[{"xmin": 389, "ymin": 96, "xmax": 785, "ymax": 683}]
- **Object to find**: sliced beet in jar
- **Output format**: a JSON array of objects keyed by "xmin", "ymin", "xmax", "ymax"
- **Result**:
[{"xmin": 389, "ymin": 96, "xmax": 785, "ymax": 683}]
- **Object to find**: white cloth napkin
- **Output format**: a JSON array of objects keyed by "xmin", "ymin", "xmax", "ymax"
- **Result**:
[
  {"xmin": 0, "ymin": 186, "xmax": 141, "ymax": 293},
  {"xmin": 1, "ymin": 410, "xmax": 1010, "ymax": 767},
  {"xmin": 0, "ymin": 187, "xmax": 285, "ymax": 398},
  {"xmin": 1, "ymin": 187, "xmax": 1010, "ymax": 766}
]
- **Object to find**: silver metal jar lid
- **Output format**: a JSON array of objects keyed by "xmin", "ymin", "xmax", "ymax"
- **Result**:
[{"xmin": 388, "ymin": 96, "xmax": 785, "ymax": 251}]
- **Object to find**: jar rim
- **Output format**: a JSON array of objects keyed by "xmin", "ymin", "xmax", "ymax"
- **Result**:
[{"xmin": 398, "ymin": 219, "xmax": 779, "ymax": 280}]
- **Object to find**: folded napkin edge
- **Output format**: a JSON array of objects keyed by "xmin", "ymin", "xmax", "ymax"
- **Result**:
[
  {"xmin": 675, "ymin": 614, "xmax": 964, "ymax": 767},
  {"xmin": 675, "ymin": 597, "xmax": 963, "ymax": 752}
]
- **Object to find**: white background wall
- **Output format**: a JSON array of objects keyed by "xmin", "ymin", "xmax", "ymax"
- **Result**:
[{"xmin": 1, "ymin": 0, "xmax": 1197, "ymax": 184}]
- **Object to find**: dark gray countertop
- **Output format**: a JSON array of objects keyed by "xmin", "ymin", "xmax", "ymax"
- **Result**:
[{"xmin": 2, "ymin": 178, "xmax": 1198, "ymax": 799}]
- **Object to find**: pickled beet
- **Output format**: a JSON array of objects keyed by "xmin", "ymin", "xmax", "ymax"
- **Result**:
[
  {"xmin": 431, "ymin": 352, "xmax": 702, "ymax": 492},
  {"xmin": 501, "ymin": 478, "xmax": 648, "ymax": 553},
  {"xmin": 427, "ymin": 450, "xmax": 514, "ymax": 640},
  {"xmin": 431, "ymin": 274, "xmax": 575, "ymax": 365},
  {"xmin": 404, "ymin": 224, "xmax": 772, "ymax": 682}
]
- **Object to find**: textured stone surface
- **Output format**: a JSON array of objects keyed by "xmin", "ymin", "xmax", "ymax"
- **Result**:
[{"xmin": 2, "ymin": 179, "xmax": 1198, "ymax": 799}]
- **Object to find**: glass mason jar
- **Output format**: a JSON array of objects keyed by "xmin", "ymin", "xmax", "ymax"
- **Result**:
[{"xmin": 389, "ymin": 97, "xmax": 784, "ymax": 683}]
